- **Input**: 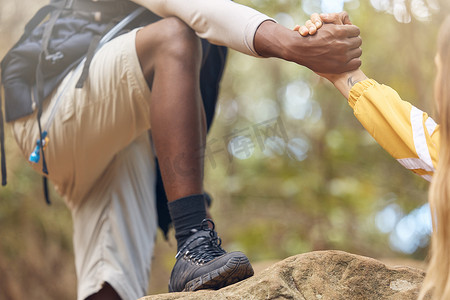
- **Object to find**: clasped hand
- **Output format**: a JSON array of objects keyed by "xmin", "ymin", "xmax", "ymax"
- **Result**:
[
  {"xmin": 294, "ymin": 12, "xmax": 363, "ymax": 83},
  {"xmin": 293, "ymin": 11, "xmax": 362, "ymax": 75}
]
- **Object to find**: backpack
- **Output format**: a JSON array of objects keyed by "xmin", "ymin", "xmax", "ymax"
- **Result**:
[{"xmin": 0, "ymin": 0, "xmax": 143, "ymax": 193}]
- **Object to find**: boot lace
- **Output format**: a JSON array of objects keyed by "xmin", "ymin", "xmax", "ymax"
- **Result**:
[{"xmin": 176, "ymin": 219, "xmax": 226, "ymax": 265}]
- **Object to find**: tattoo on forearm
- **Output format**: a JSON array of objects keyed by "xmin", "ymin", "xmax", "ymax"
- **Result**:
[{"xmin": 347, "ymin": 76, "xmax": 361, "ymax": 87}]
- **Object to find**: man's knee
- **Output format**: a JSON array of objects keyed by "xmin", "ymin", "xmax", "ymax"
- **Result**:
[
  {"xmin": 158, "ymin": 17, "xmax": 201, "ymax": 61},
  {"xmin": 138, "ymin": 18, "xmax": 201, "ymax": 59},
  {"xmin": 136, "ymin": 17, "xmax": 202, "ymax": 81}
]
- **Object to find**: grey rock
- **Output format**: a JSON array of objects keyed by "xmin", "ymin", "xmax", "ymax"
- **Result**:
[{"xmin": 140, "ymin": 250, "xmax": 428, "ymax": 300}]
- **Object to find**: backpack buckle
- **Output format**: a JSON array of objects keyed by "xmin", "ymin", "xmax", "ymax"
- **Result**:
[{"xmin": 45, "ymin": 51, "xmax": 64, "ymax": 64}]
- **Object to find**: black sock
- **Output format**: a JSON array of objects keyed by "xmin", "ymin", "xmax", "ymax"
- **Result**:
[{"xmin": 168, "ymin": 194, "xmax": 207, "ymax": 251}]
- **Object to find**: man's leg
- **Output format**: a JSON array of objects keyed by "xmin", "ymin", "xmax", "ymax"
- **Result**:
[
  {"xmin": 135, "ymin": 18, "xmax": 253, "ymax": 293},
  {"xmin": 137, "ymin": 18, "xmax": 210, "ymax": 248},
  {"xmin": 136, "ymin": 18, "xmax": 205, "ymax": 202}
]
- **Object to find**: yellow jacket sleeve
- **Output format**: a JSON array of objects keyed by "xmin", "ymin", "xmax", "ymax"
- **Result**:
[{"xmin": 348, "ymin": 79, "xmax": 439, "ymax": 181}]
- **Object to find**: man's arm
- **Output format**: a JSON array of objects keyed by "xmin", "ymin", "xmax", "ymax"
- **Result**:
[
  {"xmin": 130, "ymin": 0, "xmax": 362, "ymax": 73},
  {"xmin": 130, "ymin": 0, "xmax": 274, "ymax": 56}
]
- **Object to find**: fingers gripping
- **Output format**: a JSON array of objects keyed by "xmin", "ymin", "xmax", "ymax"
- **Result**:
[
  {"xmin": 310, "ymin": 13, "xmax": 323, "ymax": 28},
  {"xmin": 320, "ymin": 11, "xmax": 352, "ymax": 25},
  {"xmin": 294, "ymin": 13, "xmax": 322, "ymax": 36},
  {"xmin": 294, "ymin": 11, "xmax": 354, "ymax": 36},
  {"xmin": 339, "ymin": 11, "xmax": 352, "ymax": 25}
]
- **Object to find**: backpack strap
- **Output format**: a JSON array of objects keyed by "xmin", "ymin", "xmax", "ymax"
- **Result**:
[
  {"xmin": 0, "ymin": 86, "xmax": 6, "ymax": 186},
  {"xmin": 33, "ymin": 1, "xmax": 70, "ymax": 204},
  {"xmin": 0, "ymin": 0, "xmax": 67, "ymax": 188},
  {"xmin": 33, "ymin": 1, "xmax": 141, "ymax": 204},
  {"xmin": 76, "ymin": 7, "xmax": 148, "ymax": 88},
  {"xmin": 14, "ymin": 3, "xmax": 64, "ymax": 48}
]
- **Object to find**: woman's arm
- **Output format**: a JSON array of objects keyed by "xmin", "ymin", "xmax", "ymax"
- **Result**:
[
  {"xmin": 322, "ymin": 69, "xmax": 439, "ymax": 181},
  {"xmin": 298, "ymin": 12, "xmax": 439, "ymax": 180}
]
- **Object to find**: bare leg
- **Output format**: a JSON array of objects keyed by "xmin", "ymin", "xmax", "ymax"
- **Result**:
[
  {"xmin": 85, "ymin": 283, "xmax": 120, "ymax": 300},
  {"xmin": 135, "ymin": 17, "xmax": 206, "ymax": 202}
]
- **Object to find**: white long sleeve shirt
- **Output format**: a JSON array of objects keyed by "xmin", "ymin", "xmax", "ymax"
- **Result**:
[{"xmin": 130, "ymin": 0, "xmax": 275, "ymax": 56}]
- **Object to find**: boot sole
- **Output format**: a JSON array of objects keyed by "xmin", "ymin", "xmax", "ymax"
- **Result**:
[{"xmin": 182, "ymin": 255, "xmax": 254, "ymax": 292}]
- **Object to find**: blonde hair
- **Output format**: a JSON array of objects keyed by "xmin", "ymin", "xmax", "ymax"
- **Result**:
[{"xmin": 419, "ymin": 15, "xmax": 450, "ymax": 300}]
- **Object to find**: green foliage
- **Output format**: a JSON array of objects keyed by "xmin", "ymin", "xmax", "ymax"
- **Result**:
[
  {"xmin": 206, "ymin": 0, "xmax": 446, "ymax": 263},
  {"xmin": 1, "ymin": 0, "xmax": 448, "ymax": 297}
]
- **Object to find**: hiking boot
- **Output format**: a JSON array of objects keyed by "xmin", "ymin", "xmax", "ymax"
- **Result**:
[{"xmin": 168, "ymin": 219, "xmax": 254, "ymax": 292}]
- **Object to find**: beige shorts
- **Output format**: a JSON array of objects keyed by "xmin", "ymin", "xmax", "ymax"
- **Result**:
[
  {"xmin": 12, "ymin": 29, "xmax": 158, "ymax": 300},
  {"xmin": 12, "ymin": 28, "xmax": 152, "ymax": 206}
]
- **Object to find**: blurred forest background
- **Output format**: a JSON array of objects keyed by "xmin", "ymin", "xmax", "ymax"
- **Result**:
[{"xmin": 1, "ymin": 0, "xmax": 449, "ymax": 299}]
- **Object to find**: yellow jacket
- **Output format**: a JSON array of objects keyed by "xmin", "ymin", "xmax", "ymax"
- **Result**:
[{"xmin": 348, "ymin": 79, "xmax": 439, "ymax": 181}]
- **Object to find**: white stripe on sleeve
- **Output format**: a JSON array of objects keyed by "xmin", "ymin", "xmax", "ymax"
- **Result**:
[
  {"xmin": 425, "ymin": 117, "xmax": 437, "ymax": 136},
  {"xmin": 411, "ymin": 106, "xmax": 434, "ymax": 171}
]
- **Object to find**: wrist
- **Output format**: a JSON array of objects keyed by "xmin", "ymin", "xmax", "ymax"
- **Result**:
[
  {"xmin": 325, "ymin": 69, "xmax": 367, "ymax": 99},
  {"xmin": 254, "ymin": 20, "xmax": 297, "ymax": 60}
]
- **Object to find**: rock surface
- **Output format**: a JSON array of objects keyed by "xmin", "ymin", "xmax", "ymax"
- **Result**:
[{"xmin": 140, "ymin": 250, "xmax": 428, "ymax": 300}]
